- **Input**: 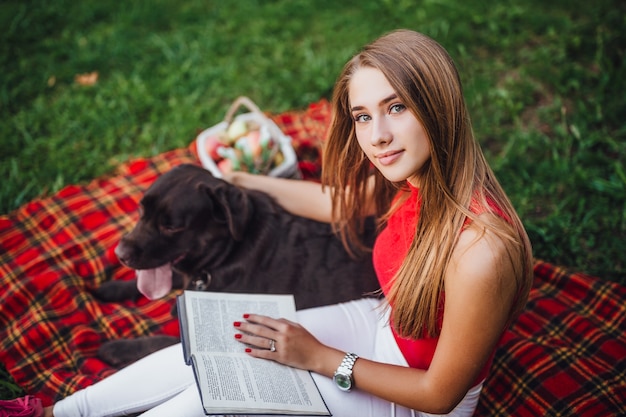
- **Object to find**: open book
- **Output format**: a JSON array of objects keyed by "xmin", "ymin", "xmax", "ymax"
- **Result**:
[{"xmin": 177, "ymin": 290, "xmax": 331, "ymax": 416}]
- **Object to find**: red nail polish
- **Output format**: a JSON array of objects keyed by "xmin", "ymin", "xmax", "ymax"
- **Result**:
[
  {"xmin": 234, "ymin": 334, "xmax": 242, "ymax": 339},
  {"xmin": 233, "ymin": 321, "xmax": 241, "ymax": 327},
  {"xmin": 243, "ymin": 314, "xmax": 250, "ymax": 319},
  {"xmin": 245, "ymin": 348, "xmax": 252, "ymax": 353}
]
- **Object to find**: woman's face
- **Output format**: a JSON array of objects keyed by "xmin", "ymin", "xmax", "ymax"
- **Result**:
[{"xmin": 349, "ymin": 67, "xmax": 431, "ymax": 187}]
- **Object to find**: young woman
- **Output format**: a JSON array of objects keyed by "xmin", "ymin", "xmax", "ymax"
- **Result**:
[
  {"xmin": 27, "ymin": 29, "xmax": 531, "ymax": 417},
  {"xmin": 224, "ymin": 29, "xmax": 533, "ymax": 416}
]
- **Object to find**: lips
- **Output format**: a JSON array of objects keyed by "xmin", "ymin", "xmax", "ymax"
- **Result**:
[{"xmin": 376, "ymin": 150, "xmax": 403, "ymax": 166}]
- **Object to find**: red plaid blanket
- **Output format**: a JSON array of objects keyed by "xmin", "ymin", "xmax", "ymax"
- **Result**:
[{"xmin": 1, "ymin": 101, "xmax": 625, "ymax": 416}]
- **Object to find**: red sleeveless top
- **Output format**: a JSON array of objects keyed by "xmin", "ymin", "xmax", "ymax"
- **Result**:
[{"xmin": 372, "ymin": 184, "xmax": 494, "ymax": 383}]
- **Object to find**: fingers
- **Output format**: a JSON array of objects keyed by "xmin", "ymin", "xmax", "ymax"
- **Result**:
[
  {"xmin": 233, "ymin": 314, "xmax": 326, "ymax": 370},
  {"xmin": 235, "ymin": 330, "xmax": 276, "ymax": 352},
  {"xmin": 234, "ymin": 316, "xmax": 274, "ymax": 338},
  {"xmin": 243, "ymin": 313, "xmax": 296, "ymax": 329},
  {"xmin": 233, "ymin": 314, "xmax": 298, "ymax": 355},
  {"xmin": 233, "ymin": 314, "xmax": 277, "ymax": 352}
]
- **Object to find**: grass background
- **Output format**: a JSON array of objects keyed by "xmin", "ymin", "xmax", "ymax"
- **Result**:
[{"xmin": 1, "ymin": 0, "xmax": 624, "ymax": 398}]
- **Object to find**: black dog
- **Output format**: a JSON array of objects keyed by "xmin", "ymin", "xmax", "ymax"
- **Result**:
[{"xmin": 95, "ymin": 163, "xmax": 380, "ymax": 366}]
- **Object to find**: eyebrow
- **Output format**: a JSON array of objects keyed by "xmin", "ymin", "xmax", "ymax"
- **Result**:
[{"xmin": 350, "ymin": 93, "xmax": 399, "ymax": 112}]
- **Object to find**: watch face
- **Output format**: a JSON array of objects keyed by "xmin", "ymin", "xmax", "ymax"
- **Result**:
[{"xmin": 334, "ymin": 373, "xmax": 351, "ymax": 391}]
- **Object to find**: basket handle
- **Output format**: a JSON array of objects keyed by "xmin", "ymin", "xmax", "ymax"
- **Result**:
[{"xmin": 223, "ymin": 96, "xmax": 265, "ymax": 124}]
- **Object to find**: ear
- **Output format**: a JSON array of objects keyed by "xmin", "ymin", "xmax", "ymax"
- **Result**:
[{"xmin": 203, "ymin": 181, "xmax": 253, "ymax": 241}]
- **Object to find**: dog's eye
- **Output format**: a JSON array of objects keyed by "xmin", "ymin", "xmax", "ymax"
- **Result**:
[
  {"xmin": 160, "ymin": 224, "xmax": 183, "ymax": 234},
  {"xmin": 159, "ymin": 216, "xmax": 184, "ymax": 234},
  {"xmin": 158, "ymin": 211, "xmax": 185, "ymax": 234}
]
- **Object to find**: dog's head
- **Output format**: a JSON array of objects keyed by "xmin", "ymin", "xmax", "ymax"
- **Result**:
[{"xmin": 115, "ymin": 164, "xmax": 254, "ymax": 299}]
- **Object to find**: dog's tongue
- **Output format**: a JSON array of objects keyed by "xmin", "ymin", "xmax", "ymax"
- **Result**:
[{"xmin": 136, "ymin": 263, "xmax": 173, "ymax": 300}]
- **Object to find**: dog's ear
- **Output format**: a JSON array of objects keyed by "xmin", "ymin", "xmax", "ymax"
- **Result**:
[{"xmin": 203, "ymin": 181, "xmax": 253, "ymax": 241}]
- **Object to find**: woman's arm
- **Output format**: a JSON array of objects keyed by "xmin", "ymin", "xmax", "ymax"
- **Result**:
[
  {"xmin": 224, "ymin": 171, "xmax": 334, "ymax": 222},
  {"xmin": 235, "ymin": 221, "xmax": 518, "ymax": 414},
  {"xmin": 224, "ymin": 172, "xmax": 377, "ymax": 223}
]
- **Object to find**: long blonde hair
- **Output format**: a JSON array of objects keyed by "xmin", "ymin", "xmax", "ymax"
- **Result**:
[{"xmin": 322, "ymin": 29, "xmax": 533, "ymax": 338}]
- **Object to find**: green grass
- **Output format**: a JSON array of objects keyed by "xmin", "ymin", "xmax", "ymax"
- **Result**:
[{"xmin": 1, "ymin": 0, "xmax": 624, "ymax": 399}]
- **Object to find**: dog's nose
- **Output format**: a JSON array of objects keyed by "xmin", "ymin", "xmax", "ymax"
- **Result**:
[{"xmin": 114, "ymin": 243, "xmax": 130, "ymax": 266}]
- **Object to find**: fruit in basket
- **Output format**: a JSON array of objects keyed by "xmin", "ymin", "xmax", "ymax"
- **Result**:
[
  {"xmin": 204, "ymin": 135, "xmax": 228, "ymax": 160},
  {"xmin": 274, "ymin": 152, "xmax": 284, "ymax": 166},
  {"xmin": 244, "ymin": 130, "xmax": 262, "ymax": 159},
  {"xmin": 217, "ymin": 147, "xmax": 241, "ymax": 172},
  {"xmin": 204, "ymin": 119, "xmax": 285, "ymax": 175},
  {"xmin": 226, "ymin": 119, "xmax": 248, "ymax": 141},
  {"xmin": 217, "ymin": 158, "xmax": 233, "ymax": 174}
]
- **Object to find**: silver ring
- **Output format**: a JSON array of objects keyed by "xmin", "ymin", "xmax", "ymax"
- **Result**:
[{"xmin": 269, "ymin": 339, "xmax": 276, "ymax": 352}]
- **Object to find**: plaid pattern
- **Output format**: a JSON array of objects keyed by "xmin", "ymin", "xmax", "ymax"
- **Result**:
[
  {"xmin": 475, "ymin": 263, "xmax": 626, "ymax": 416},
  {"xmin": 0, "ymin": 149, "xmax": 197, "ymax": 404},
  {"xmin": 1, "ymin": 100, "xmax": 625, "ymax": 416}
]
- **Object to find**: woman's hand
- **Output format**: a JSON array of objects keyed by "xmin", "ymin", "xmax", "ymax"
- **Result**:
[
  {"xmin": 220, "ymin": 171, "xmax": 246, "ymax": 185},
  {"xmin": 233, "ymin": 313, "xmax": 333, "ymax": 373}
]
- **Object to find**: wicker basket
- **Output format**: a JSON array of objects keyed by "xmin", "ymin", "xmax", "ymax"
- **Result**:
[{"xmin": 196, "ymin": 96, "xmax": 299, "ymax": 178}]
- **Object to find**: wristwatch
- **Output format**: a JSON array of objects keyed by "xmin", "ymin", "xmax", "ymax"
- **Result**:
[{"xmin": 333, "ymin": 352, "xmax": 359, "ymax": 392}]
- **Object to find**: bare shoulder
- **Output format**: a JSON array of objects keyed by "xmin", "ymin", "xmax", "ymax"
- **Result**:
[{"xmin": 446, "ymin": 214, "xmax": 518, "ymax": 302}]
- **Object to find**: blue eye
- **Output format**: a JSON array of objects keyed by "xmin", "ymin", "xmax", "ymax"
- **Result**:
[
  {"xmin": 354, "ymin": 113, "xmax": 371, "ymax": 123},
  {"xmin": 390, "ymin": 103, "xmax": 405, "ymax": 114}
]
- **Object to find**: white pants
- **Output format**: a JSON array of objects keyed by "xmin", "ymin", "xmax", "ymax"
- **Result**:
[{"xmin": 53, "ymin": 298, "xmax": 482, "ymax": 417}]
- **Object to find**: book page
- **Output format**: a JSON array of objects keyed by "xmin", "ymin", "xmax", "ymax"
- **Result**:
[
  {"xmin": 192, "ymin": 352, "xmax": 328, "ymax": 414},
  {"xmin": 186, "ymin": 291, "xmax": 294, "ymax": 354},
  {"xmin": 179, "ymin": 291, "xmax": 329, "ymax": 415}
]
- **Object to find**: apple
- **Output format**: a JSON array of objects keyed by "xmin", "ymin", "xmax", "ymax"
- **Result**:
[
  {"xmin": 204, "ymin": 135, "xmax": 226, "ymax": 161},
  {"xmin": 217, "ymin": 158, "xmax": 233, "ymax": 174},
  {"xmin": 245, "ymin": 130, "xmax": 262, "ymax": 159}
]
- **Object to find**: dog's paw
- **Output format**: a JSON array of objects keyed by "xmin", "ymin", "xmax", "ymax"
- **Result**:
[
  {"xmin": 98, "ymin": 335, "xmax": 180, "ymax": 367},
  {"xmin": 93, "ymin": 280, "xmax": 141, "ymax": 302}
]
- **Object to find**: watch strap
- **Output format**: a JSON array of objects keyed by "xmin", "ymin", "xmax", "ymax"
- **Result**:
[{"xmin": 338, "ymin": 352, "xmax": 359, "ymax": 373}]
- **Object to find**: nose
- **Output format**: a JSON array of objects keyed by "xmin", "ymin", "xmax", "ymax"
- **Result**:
[
  {"xmin": 370, "ymin": 116, "xmax": 391, "ymax": 146},
  {"xmin": 115, "ymin": 241, "xmax": 135, "ymax": 266}
]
